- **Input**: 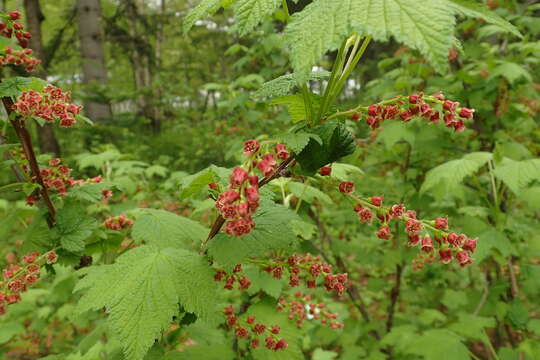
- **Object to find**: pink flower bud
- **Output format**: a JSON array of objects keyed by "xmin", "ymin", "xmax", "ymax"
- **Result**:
[
  {"xmin": 459, "ymin": 107, "xmax": 475, "ymax": 119},
  {"xmin": 421, "ymin": 237, "xmax": 434, "ymax": 253},
  {"xmin": 243, "ymin": 140, "xmax": 260, "ymax": 156}
]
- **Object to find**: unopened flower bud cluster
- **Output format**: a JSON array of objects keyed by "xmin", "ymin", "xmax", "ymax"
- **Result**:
[{"xmin": 104, "ymin": 213, "xmax": 134, "ymax": 230}]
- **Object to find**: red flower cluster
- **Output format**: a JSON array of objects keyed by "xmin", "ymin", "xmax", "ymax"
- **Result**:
[
  {"xmin": 277, "ymin": 292, "xmax": 343, "ymax": 329},
  {"xmin": 12, "ymin": 85, "xmax": 83, "ymax": 127},
  {"xmin": 0, "ymin": 250, "xmax": 58, "ymax": 315},
  {"xmin": 340, "ymin": 182, "xmax": 477, "ymax": 269},
  {"xmin": 262, "ymin": 253, "xmax": 348, "ymax": 296},
  {"xmin": 104, "ymin": 214, "xmax": 134, "ymax": 230},
  {"xmin": 215, "ymin": 140, "xmax": 290, "ymax": 237},
  {"xmin": 351, "ymin": 93, "xmax": 474, "ymax": 132},
  {"xmin": 213, "ymin": 264, "xmax": 251, "ymax": 290},
  {"xmin": 26, "ymin": 160, "xmax": 111, "ymax": 206},
  {"xmin": 224, "ymin": 306, "xmax": 288, "ymax": 351},
  {"xmin": 0, "ymin": 10, "xmax": 32, "ymax": 48},
  {"xmin": 0, "ymin": 46, "xmax": 40, "ymax": 72}
]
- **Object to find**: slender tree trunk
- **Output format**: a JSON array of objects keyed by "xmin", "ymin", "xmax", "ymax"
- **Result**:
[
  {"xmin": 126, "ymin": 0, "xmax": 160, "ymax": 132},
  {"xmin": 76, "ymin": 0, "xmax": 112, "ymax": 122},
  {"xmin": 24, "ymin": 0, "xmax": 61, "ymax": 156}
]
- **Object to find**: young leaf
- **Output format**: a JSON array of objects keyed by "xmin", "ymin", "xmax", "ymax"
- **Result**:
[
  {"xmin": 233, "ymin": 0, "xmax": 281, "ymax": 36},
  {"xmin": 207, "ymin": 201, "xmax": 299, "ymax": 271},
  {"xmin": 270, "ymin": 93, "xmax": 321, "ymax": 123},
  {"xmin": 132, "ymin": 209, "xmax": 208, "ymax": 248},
  {"xmin": 75, "ymin": 246, "xmax": 217, "ymax": 360},
  {"xmin": 254, "ymin": 71, "xmax": 330, "ymax": 99},
  {"xmin": 420, "ymin": 152, "xmax": 493, "ymax": 194},
  {"xmin": 494, "ymin": 158, "xmax": 540, "ymax": 195},
  {"xmin": 295, "ymin": 120, "xmax": 355, "ymax": 175}
]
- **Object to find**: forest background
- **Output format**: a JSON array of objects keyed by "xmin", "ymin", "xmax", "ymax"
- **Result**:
[{"xmin": 0, "ymin": 0, "xmax": 539, "ymax": 359}]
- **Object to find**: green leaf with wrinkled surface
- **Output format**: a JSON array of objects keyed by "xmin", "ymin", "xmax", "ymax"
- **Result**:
[
  {"xmin": 132, "ymin": 209, "xmax": 208, "ymax": 248},
  {"xmin": 75, "ymin": 246, "xmax": 217, "ymax": 360}
]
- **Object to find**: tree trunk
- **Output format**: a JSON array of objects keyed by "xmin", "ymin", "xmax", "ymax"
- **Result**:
[
  {"xmin": 23, "ymin": 0, "xmax": 61, "ymax": 156},
  {"xmin": 126, "ymin": 0, "xmax": 161, "ymax": 132},
  {"xmin": 76, "ymin": 0, "xmax": 112, "ymax": 122}
]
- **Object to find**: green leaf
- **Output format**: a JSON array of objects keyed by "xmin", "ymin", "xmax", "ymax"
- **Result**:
[
  {"xmin": 207, "ymin": 201, "xmax": 299, "ymax": 271},
  {"xmin": 474, "ymin": 230, "xmax": 517, "ymax": 263},
  {"xmin": 285, "ymin": 0, "xmax": 456, "ymax": 79},
  {"xmin": 144, "ymin": 165, "xmax": 169, "ymax": 178},
  {"xmin": 490, "ymin": 62, "xmax": 532, "ymax": 84},
  {"xmin": 288, "ymin": 181, "xmax": 332, "ymax": 204},
  {"xmin": 295, "ymin": 120, "xmax": 356, "ymax": 175},
  {"xmin": 132, "ymin": 209, "xmax": 208, "ymax": 248},
  {"xmin": 183, "ymin": 0, "xmax": 223, "ymax": 33},
  {"xmin": 179, "ymin": 168, "xmax": 217, "ymax": 200},
  {"xmin": 289, "ymin": 219, "xmax": 316, "ymax": 240},
  {"xmin": 0, "ymin": 321, "xmax": 24, "ymax": 343},
  {"xmin": 67, "ymin": 183, "xmax": 112, "ymax": 203},
  {"xmin": 234, "ymin": 0, "xmax": 281, "ymax": 36},
  {"xmin": 407, "ymin": 329, "xmax": 470, "ymax": 360},
  {"xmin": 284, "ymin": 0, "xmax": 351, "ymax": 81},
  {"xmin": 244, "ymin": 266, "xmax": 283, "ymax": 298},
  {"xmin": 313, "ymin": 348, "xmax": 338, "ymax": 360},
  {"xmin": 448, "ymin": 313, "xmax": 495, "ymax": 342},
  {"xmin": 248, "ymin": 297, "xmax": 304, "ymax": 360},
  {"xmin": 165, "ymin": 344, "xmax": 234, "ymax": 360},
  {"xmin": 329, "ymin": 163, "xmax": 364, "ymax": 181},
  {"xmin": 54, "ymin": 202, "xmax": 97, "ymax": 252},
  {"xmin": 75, "ymin": 149, "xmax": 121, "ymax": 170},
  {"xmin": 507, "ymin": 299, "xmax": 529, "ymax": 330},
  {"xmin": 75, "ymin": 246, "xmax": 217, "ymax": 360},
  {"xmin": 22, "ymin": 182, "xmax": 41, "ymax": 196},
  {"xmin": 0, "ymin": 77, "xmax": 47, "ymax": 98},
  {"xmin": 446, "ymin": 0, "xmax": 521, "ymax": 38},
  {"xmin": 254, "ymin": 71, "xmax": 330, "ymax": 99},
  {"xmin": 278, "ymin": 131, "xmax": 322, "ymax": 154},
  {"xmin": 494, "ymin": 158, "xmax": 540, "ymax": 195},
  {"xmin": 420, "ymin": 152, "xmax": 492, "ymax": 194},
  {"xmin": 271, "ymin": 93, "xmax": 321, "ymax": 123}
]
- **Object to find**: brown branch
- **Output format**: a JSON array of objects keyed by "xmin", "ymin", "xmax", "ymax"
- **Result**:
[
  {"xmin": 1, "ymin": 95, "xmax": 56, "ymax": 225},
  {"xmin": 385, "ymin": 263, "xmax": 403, "ymax": 332}
]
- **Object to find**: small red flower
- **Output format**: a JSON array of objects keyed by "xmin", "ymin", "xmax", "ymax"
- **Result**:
[{"xmin": 339, "ymin": 181, "xmax": 355, "ymax": 194}]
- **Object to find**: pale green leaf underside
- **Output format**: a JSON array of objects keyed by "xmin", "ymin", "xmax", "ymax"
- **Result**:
[
  {"xmin": 132, "ymin": 208, "xmax": 208, "ymax": 248},
  {"xmin": 234, "ymin": 0, "xmax": 281, "ymax": 36},
  {"xmin": 421, "ymin": 152, "xmax": 492, "ymax": 194},
  {"xmin": 75, "ymin": 246, "xmax": 217, "ymax": 360}
]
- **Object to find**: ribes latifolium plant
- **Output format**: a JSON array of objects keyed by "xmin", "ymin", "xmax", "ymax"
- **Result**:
[{"xmin": 0, "ymin": 1, "xmax": 537, "ymax": 359}]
